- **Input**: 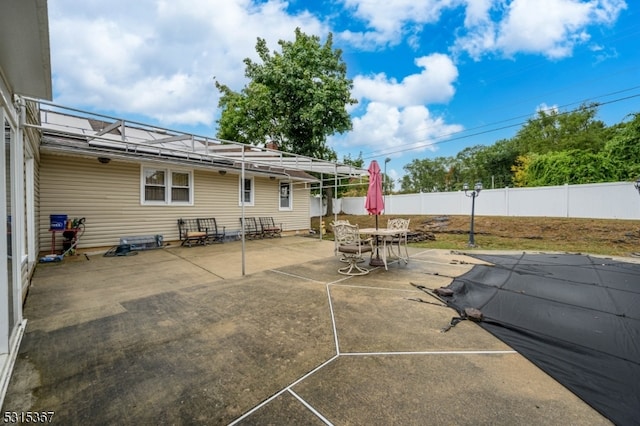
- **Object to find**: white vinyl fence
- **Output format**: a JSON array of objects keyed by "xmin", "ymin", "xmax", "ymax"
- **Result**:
[{"xmin": 310, "ymin": 181, "xmax": 640, "ymax": 220}]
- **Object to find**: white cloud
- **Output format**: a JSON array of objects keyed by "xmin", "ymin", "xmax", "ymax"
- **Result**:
[
  {"xmin": 333, "ymin": 102, "xmax": 464, "ymax": 156},
  {"xmin": 462, "ymin": 0, "xmax": 494, "ymax": 26},
  {"xmin": 496, "ymin": 0, "xmax": 593, "ymax": 58},
  {"xmin": 454, "ymin": 0, "xmax": 628, "ymax": 59},
  {"xmin": 352, "ymin": 54, "xmax": 458, "ymax": 106},
  {"xmin": 49, "ymin": 0, "xmax": 326, "ymax": 127},
  {"xmin": 336, "ymin": 0, "xmax": 626, "ymax": 57},
  {"xmin": 335, "ymin": 53, "xmax": 462, "ymax": 156},
  {"xmin": 336, "ymin": 0, "xmax": 456, "ymax": 49},
  {"xmin": 536, "ymin": 103, "xmax": 559, "ymax": 114}
]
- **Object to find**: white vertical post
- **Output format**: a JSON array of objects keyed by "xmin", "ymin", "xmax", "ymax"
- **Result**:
[
  {"xmin": 505, "ymin": 187, "xmax": 510, "ymax": 216},
  {"xmin": 241, "ymin": 150, "xmax": 245, "ymax": 276},
  {"xmin": 0, "ymin": 106, "xmax": 8, "ymax": 354}
]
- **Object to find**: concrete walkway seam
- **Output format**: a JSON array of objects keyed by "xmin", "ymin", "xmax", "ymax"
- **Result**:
[{"xmin": 288, "ymin": 389, "xmax": 334, "ymax": 426}]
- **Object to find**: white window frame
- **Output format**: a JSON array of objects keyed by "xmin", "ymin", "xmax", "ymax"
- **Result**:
[
  {"xmin": 239, "ymin": 176, "xmax": 255, "ymax": 206},
  {"xmin": 141, "ymin": 166, "xmax": 193, "ymax": 205},
  {"xmin": 278, "ymin": 181, "xmax": 293, "ymax": 211}
]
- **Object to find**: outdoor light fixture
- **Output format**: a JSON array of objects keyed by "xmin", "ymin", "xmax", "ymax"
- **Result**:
[
  {"xmin": 635, "ymin": 177, "xmax": 640, "ymax": 195},
  {"xmin": 218, "ymin": 170, "xmax": 227, "ymax": 176},
  {"xmin": 97, "ymin": 157, "xmax": 111, "ymax": 164},
  {"xmin": 463, "ymin": 181, "xmax": 483, "ymax": 247}
]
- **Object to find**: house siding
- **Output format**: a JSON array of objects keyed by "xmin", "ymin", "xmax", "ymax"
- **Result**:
[{"xmin": 39, "ymin": 154, "xmax": 312, "ymax": 251}]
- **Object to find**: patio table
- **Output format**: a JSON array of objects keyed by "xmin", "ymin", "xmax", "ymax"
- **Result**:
[{"xmin": 359, "ymin": 227, "xmax": 409, "ymax": 270}]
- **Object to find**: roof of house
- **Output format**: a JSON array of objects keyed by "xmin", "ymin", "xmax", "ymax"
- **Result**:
[{"xmin": 30, "ymin": 99, "xmax": 367, "ymax": 183}]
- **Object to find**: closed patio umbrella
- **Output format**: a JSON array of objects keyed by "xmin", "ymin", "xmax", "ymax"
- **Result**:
[
  {"xmin": 365, "ymin": 160, "xmax": 385, "ymax": 222},
  {"xmin": 365, "ymin": 160, "xmax": 385, "ymax": 266}
]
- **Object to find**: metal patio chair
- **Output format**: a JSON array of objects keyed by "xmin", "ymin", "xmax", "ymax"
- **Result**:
[
  {"xmin": 330, "ymin": 219, "xmax": 352, "ymax": 261},
  {"xmin": 385, "ymin": 218, "xmax": 410, "ymax": 263},
  {"xmin": 332, "ymin": 222, "xmax": 373, "ymax": 276}
]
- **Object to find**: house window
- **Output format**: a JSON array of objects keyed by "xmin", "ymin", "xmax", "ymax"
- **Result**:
[
  {"xmin": 171, "ymin": 171, "xmax": 190, "ymax": 202},
  {"xmin": 239, "ymin": 177, "xmax": 254, "ymax": 206},
  {"xmin": 142, "ymin": 167, "xmax": 192, "ymax": 205},
  {"xmin": 279, "ymin": 181, "xmax": 292, "ymax": 210},
  {"xmin": 144, "ymin": 169, "xmax": 166, "ymax": 202}
]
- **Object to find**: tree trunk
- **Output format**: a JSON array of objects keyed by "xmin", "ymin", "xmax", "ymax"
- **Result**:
[{"xmin": 324, "ymin": 187, "xmax": 334, "ymax": 217}]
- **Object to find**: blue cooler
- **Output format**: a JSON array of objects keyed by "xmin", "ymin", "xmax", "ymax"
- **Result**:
[{"xmin": 50, "ymin": 214, "xmax": 68, "ymax": 230}]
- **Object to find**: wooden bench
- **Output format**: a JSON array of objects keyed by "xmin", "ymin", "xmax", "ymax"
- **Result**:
[
  {"xmin": 239, "ymin": 217, "xmax": 262, "ymax": 239},
  {"xmin": 259, "ymin": 217, "xmax": 282, "ymax": 238},
  {"xmin": 177, "ymin": 218, "xmax": 226, "ymax": 247}
]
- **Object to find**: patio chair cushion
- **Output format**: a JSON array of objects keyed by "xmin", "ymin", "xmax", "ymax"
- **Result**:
[
  {"xmin": 186, "ymin": 231, "xmax": 207, "ymax": 238},
  {"xmin": 339, "ymin": 244, "xmax": 372, "ymax": 254}
]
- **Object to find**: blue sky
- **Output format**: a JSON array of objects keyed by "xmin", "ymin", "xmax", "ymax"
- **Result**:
[{"xmin": 48, "ymin": 0, "xmax": 639, "ymax": 187}]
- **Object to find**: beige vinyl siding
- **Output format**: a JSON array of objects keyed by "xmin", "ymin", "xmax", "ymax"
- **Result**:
[
  {"xmin": 229, "ymin": 177, "xmax": 311, "ymax": 234},
  {"xmin": 39, "ymin": 154, "xmax": 312, "ymax": 251}
]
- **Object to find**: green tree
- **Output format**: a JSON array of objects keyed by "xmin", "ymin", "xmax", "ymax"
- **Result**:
[
  {"xmin": 215, "ymin": 27, "xmax": 357, "ymax": 160},
  {"xmin": 454, "ymin": 145, "xmax": 487, "ymax": 188},
  {"xmin": 522, "ymin": 150, "xmax": 616, "ymax": 186},
  {"xmin": 400, "ymin": 157, "xmax": 451, "ymax": 193},
  {"xmin": 473, "ymin": 139, "xmax": 519, "ymax": 188},
  {"xmin": 513, "ymin": 104, "xmax": 607, "ymax": 155},
  {"xmin": 511, "ymin": 154, "xmax": 535, "ymax": 187},
  {"xmin": 603, "ymin": 113, "xmax": 640, "ymax": 180}
]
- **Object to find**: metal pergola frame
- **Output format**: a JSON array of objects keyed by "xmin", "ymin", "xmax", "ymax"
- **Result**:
[{"xmin": 19, "ymin": 97, "xmax": 368, "ymax": 275}]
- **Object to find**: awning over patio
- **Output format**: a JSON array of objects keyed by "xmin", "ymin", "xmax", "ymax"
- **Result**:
[{"xmin": 23, "ymin": 98, "xmax": 367, "ymax": 182}]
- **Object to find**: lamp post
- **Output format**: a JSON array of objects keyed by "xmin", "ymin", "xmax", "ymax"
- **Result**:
[
  {"xmin": 384, "ymin": 157, "xmax": 391, "ymax": 210},
  {"xmin": 463, "ymin": 182, "xmax": 483, "ymax": 247}
]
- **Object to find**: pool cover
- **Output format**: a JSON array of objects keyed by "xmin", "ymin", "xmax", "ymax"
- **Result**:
[{"xmin": 443, "ymin": 253, "xmax": 640, "ymax": 426}]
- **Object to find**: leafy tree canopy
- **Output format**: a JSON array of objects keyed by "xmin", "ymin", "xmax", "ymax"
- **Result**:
[
  {"xmin": 215, "ymin": 28, "xmax": 357, "ymax": 160},
  {"xmin": 512, "ymin": 103, "xmax": 607, "ymax": 154},
  {"xmin": 400, "ymin": 103, "xmax": 639, "ymax": 191},
  {"xmin": 603, "ymin": 112, "xmax": 640, "ymax": 180},
  {"xmin": 521, "ymin": 150, "xmax": 616, "ymax": 186}
]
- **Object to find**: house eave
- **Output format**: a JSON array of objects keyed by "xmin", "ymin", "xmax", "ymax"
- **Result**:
[{"xmin": 0, "ymin": 0, "xmax": 52, "ymax": 100}]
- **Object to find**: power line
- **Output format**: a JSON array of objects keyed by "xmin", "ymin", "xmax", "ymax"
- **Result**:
[
  {"xmin": 360, "ymin": 89, "xmax": 640, "ymax": 160},
  {"xmin": 362, "ymin": 83, "xmax": 640, "ymax": 158}
]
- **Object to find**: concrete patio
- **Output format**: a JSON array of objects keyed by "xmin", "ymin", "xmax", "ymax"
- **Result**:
[{"xmin": 2, "ymin": 237, "xmax": 610, "ymax": 425}]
